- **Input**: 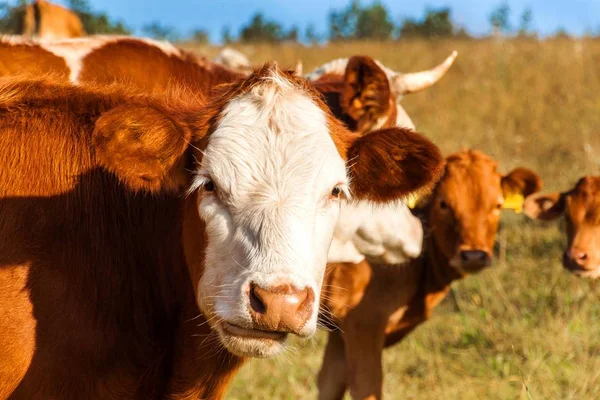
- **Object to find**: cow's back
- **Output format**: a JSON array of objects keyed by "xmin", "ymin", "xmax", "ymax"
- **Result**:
[{"xmin": 0, "ymin": 40, "xmax": 69, "ymax": 78}]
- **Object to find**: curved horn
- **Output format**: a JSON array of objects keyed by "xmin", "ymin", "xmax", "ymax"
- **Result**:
[
  {"xmin": 294, "ymin": 59, "xmax": 303, "ymax": 77},
  {"xmin": 392, "ymin": 51, "xmax": 458, "ymax": 95}
]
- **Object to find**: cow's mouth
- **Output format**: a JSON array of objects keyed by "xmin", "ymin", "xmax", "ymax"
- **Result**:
[
  {"xmin": 222, "ymin": 322, "xmax": 288, "ymax": 341},
  {"xmin": 215, "ymin": 321, "xmax": 289, "ymax": 358},
  {"xmin": 563, "ymin": 259, "xmax": 600, "ymax": 279}
]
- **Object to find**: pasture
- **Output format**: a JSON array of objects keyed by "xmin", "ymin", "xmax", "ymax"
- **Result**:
[{"xmin": 182, "ymin": 38, "xmax": 600, "ymax": 399}]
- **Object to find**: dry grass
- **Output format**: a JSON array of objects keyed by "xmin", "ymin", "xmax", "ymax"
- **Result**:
[{"xmin": 183, "ymin": 39, "xmax": 600, "ymax": 399}]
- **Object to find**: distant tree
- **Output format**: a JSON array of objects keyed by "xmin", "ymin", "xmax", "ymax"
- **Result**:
[
  {"xmin": 239, "ymin": 12, "xmax": 284, "ymax": 42},
  {"xmin": 553, "ymin": 27, "xmax": 571, "ymax": 39},
  {"xmin": 142, "ymin": 21, "xmax": 179, "ymax": 41},
  {"xmin": 305, "ymin": 23, "xmax": 320, "ymax": 44},
  {"xmin": 222, "ymin": 26, "xmax": 234, "ymax": 44},
  {"xmin": 329, "ymin": 0, "xmax": 394, "ymax": 41},
  {"xmin": 68, "ymin": 0, "xmax": 130, "ymax": 34},
  {"xmin": 355, "ymin": 2, "xmax": 394, "ymax": 40},
  {"xmin": 285, "ymin": 25, "xmax": 299, "ymax": 42},
  {"xmin": 399, "ymin": 7, "xmax": 460, "ymax": 38},
  {"xmin": 489, "ymin": 2, "xmax": 511, "ymax": 35},
  {"xmin": 517, "ymin": 7, "xmax": 533, "ymax": 37},
  {"xmin": 0, "ymin": 1, "xmax": 27, "ymax": 34},
  {"xmin": 328, "ymin": 0, "xmax": 360, "ymax": 41},
  {"xmin": 189, "ymin": 29, "xmax": 209, "ymax": 44}
]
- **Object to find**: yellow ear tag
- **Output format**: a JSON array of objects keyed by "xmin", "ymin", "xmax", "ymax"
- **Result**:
[
  {"xmin": 407, "ymin": 192, "xmax": 419, "ymax": 209},
  {"xmin": 502, "ymin": 192, "xmax": 524, "ymax": 213}
]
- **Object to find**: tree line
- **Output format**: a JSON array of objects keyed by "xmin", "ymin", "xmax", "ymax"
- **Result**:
[{"xmin": 0, "ymin": 0, "xmax": 583, "ymax": 43}]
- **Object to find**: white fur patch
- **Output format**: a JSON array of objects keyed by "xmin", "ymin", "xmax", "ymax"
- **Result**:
[{"xmin": 328, "ymin": 200, "xmax": 423, "ymax": 265}]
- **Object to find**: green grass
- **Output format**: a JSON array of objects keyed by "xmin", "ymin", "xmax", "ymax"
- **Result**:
[{"xmin": 182, "ymin": 38, "xmax": 600, "ymax": 399}]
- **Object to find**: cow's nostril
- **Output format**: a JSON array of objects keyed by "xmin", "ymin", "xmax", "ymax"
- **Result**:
[
  {"xmin": 249, "ymin": 284, "xmax": 266, "ymax": 314},
  {"xmin": 566, "ymin": 248, "xmax": 588, "ymax": 265}
]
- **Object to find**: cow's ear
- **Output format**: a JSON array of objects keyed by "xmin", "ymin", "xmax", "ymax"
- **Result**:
[
  {"xmin": 501, "ymin": 167, "xmax": 542, "ymax": 213},
  {"xmin": 523, "ymin": 192, "xmax": 565, "ymax": 220},
  {"xmin": 93, "ymin": 105, "xmax": 194, "ymax": 194},
  {"xmin": 347, "ymin": 127, "xmax": 444, "ymax": 202},
  {"xmin": 342, "ymin": 56, "xmax": 391, "ymax": 132}
]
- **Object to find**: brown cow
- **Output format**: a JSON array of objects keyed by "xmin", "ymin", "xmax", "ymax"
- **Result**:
[
  {"xmin": 524, "ymin": 176, "xmax": 600, "ymax": 279},
  {"xmin": 318, "ymin": 150, "xmax": 542, "ymax": 400},
  {"xmin": 22, "ymin": 0, "xmax": 85, "ymax": 40},
  {"xmin": 0, "ymin": 64, "xmax": 444, "ymax": 398}
]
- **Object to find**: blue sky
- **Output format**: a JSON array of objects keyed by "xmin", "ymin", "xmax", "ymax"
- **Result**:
[{"xmin": 15, "ymin": 0, "xmax": 599, "ymax": 41}]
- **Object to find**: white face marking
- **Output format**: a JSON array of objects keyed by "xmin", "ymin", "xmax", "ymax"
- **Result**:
[
  {"xmin": 192, "ymin": 71, "xmax": 349, "ymax": 357},
  {"xmin": 328, "ymin": 200, "xmax": 423, "ymax": 265}
]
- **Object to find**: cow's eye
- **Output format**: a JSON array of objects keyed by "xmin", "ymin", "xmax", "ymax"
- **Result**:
[
  {"xmin": 203, "ymin": 180, "xmax": 215, "ymax": 192},
  {"xmin": 496, "ymin": 202, "xmax": 503, "ymax": 210},
  {"xmin": 331, "ymin": 186, "xmax": 342, "ymax": 198},
  {"xmin": 439, "ymin": 200, "xmax": 448, "ymax": 210}
]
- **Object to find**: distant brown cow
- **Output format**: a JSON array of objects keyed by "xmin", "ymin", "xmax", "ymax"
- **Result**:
[
  {"xmin": 22, "ymin": 0, "xmax": 85, "ymax": 40},
  {"xmin": 318, "ymin": 150, "xmax": 542, "ymax": 400},
  {"xmin": 0, "ymin": 65, "xmax": 445, "ymax": 398},
  {"xmin": 524, "ymin": 176, "xmax": 600, "ymax": 278}
]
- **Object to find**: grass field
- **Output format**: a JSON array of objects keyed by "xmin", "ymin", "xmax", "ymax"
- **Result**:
[{"xmin": 184, "ymin": 39, "xmax": 600, "ymax": 399}]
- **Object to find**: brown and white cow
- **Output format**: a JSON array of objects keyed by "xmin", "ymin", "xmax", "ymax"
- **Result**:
[
  {"xmin": 310, "ymin": 54, "xmax": 456, "ymax": 265},
  {"xmin": 22, "ymin": 0, "xmax": 85, "ymax": 40},
  {"xmin": 307, "ymin": 51, "xmax": 458, "ymax": 132},
  {"xmin": 318, "ymin": 150, "xmax": 541, "ymax": 400},
  {"xmin": 0, "ymin": 64, "xmax": 444, "ymax": 398},
  {"xmin": 524, "ymin": 176, "xmax": 600, "ymax": 278}
]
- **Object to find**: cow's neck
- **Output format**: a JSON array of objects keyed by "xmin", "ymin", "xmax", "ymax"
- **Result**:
[
  {"xmin": 166, "ymin": 304, "xmax": 244, "ymax": 399},
  {"xmin": 420, "ymin": 230, "xmax": 463, "ymax": 314}
]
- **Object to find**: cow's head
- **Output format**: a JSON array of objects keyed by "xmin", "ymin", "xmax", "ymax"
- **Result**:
[
  {"xmin": 309, "ymin": 52, "xmax": 457, "ymax": 133},
  {"xmin": 93, "ymin": 65, "xmax": 444, "ymax": 358},
  {"xmin": 417, "ymin": 150, "xmax": 541, "ymax": 275},
  {"xmin": 312, "ymin": 55, "xmax": 457, "ymax": 265},
  {"xmin": 524, "ymin": 176, "xmax": 600, "ymax": 278}
]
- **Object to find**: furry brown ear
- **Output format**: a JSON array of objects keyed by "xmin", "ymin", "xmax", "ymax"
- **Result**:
[
  {"xmin": 93, "ymin": 105, "xmax": 194, "ymax": 193},
  {"xmin": 502, "ymin": 167, "xmax": 542, "ymax": 198},
  {"xmin": 348, "ymin": 127, "xmax": 444, "ymax": 202},
  {"xmin": 342, "ymin": 56, "xmax": 392, "ymax": 133},
  {"xmin": 523, "ymin": 192, "xmax": 565, "ymax": 220}
]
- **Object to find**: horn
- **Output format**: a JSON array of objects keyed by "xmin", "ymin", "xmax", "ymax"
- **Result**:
[
  {"xmin": 294, "ymin": 60, "xmax": 303, "ymax": 77},
  {"xmin": 392, "ymin": 51, "xmax": 458, "ymax": 95}
]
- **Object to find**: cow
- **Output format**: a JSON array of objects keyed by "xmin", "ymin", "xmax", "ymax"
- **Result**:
[
  {"xmin": 307, "ymin": 51, "xmax": 458, "ymax": 132},
  {"xmin": 0, "ymin": 63, "xmax": 445, "ymax": 398},
  {"xmin": 22, "ymin": 0, "xmax": 85, "ymax": 40},
  {"xmin": 317, "ymin": 150, "xmax": 542, "ymax": 400},
  {"xmin": 312, "ymin": 53, "xmax": 457, "ymax": 265},
  {"xmin": 213, "ymin": 47, "xmax": 253, "ymax": 74},
  {"xmin": 524, "ymin": 176, "xmax": 600, "ymax": 279}
]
